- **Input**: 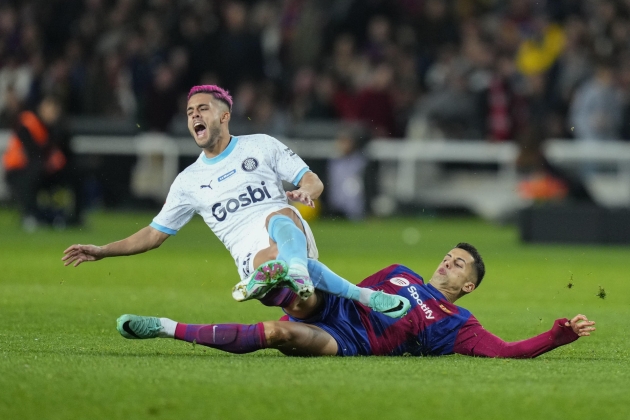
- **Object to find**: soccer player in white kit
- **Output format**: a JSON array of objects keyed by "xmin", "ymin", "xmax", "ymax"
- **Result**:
[{"xmin": 62, "ymin": 85, "xmax": 410, "ymax": 318}]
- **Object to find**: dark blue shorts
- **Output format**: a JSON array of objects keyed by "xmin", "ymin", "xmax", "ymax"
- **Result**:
[{"xmin": 286, "ymin": 293, "xmax": 372, "ymax": 356}]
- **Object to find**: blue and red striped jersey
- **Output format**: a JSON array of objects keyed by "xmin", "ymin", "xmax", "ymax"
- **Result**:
[{"xmin": 356, "ymin": 264, "xmax": 472, "ymax": 356}]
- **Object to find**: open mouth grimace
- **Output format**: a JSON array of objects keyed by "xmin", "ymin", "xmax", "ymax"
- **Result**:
[{"xmin": 193, "ymin": 121, "xmax": 207, "ymax": 138}]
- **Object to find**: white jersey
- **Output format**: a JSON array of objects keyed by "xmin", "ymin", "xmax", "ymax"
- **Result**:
[{"xmin": 151, "ymin": 134, "xmax": 313, "ymax": 278}]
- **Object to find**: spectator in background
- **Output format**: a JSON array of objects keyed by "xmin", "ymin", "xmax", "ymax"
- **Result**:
[
  {"xmin": 41, "ymin": 58, "xmax": 73, "ymax": 111},
  {"xmin": 63, "ymin": 40, "xmax": 89, "ymax": 116},
  {"xmin": 515, "ymin": 14, "xmax": 566, "ymax": 77},
  {"xmin": 363, "ymin": 15, "xmax": 392, "ymax": 65},
  {"xmin": 0, "ymin": 55, "xmax": 33, "ymax": 125},
  {"xmin": 289, "ymin": 67, "xmax": 338, "ymax": 122},
  {"xmin": 618, "ymin": 54, "xmax": 630, "ymax": 140},
  {"xmin": 485, "ymin": 54, "xmax": 525, "ymax": 142},
  {"xmin": 217, "ymin": 1, "xmax": 264, "ymax": 93},
  {"xmin": 389, "ymin": 61, "xmax": 418, "ymax": 135},
  {"xmin": 415, "ymin": 0, "xmax": 460, "ymax": 79},
  {"xmin": 329, "ymin": 33, "xmax": 367, "ymax": 86},
  {"xmin": 231, "ymin": 80, "xmax": 258, "ymax": 122},
  {"xmin": 357, "ymin": 63, "xmax": 398, "ymax": 137},
  {"xmin": 123, "ymin": 32, "xmax": 152, "ymax": 118},
  {"xmin": 251, "ymin": 1, "xmax": 282, "ymax": 81},
  {"xmin": 83, "ymin": 51, "xmax": 135, "ymax": 117},
  {"xmin": 327, "ymin": 126, "xmax": 368, "ymax": 220},
  {"xmin": 410, "ymin": 46, "xmax": 479, "ymax": 139},
  {"xmin": 8, "ymin": 0, "xmax": 630, "ymax": 149},
  {"xmin": 551, "ymin": 17, "xmax": 591, "ymax": 112},
  {"xmin": 144, "ymin": 63, "xmax": 179, "ymax": 132},
  {"xmin": 305, "ymin": 73, "xmax": 338, "ymax": 120},
  {"xmin": 516, "ymin": 130, "xmax": 595, "ymax": 205},
  {"xmin": 280, "ymin": 0, "xmax": 324, "ymax": 69},
  {"xmin": 249, "ymin": 92, "xmax": 287, "ymax": 137},
  {"xmin": 289, "ymin": 66, "xmax": 317, "ymax": 121},
  {"xmin": 523, "ymin": 73, "xmax": 554, "ymax": 140},
  {"xmin": 326, "ymin": 33, "xmax": 367, "ymax": 121},
  {"xmin": 174, "ymin": 13, "xmax": 216, "ymax": 91},
  {"xmin": 2, "ymin": 95, "xmax": 82, "ymax": 230},
  {"xmin": 569, "ymin": 60, "xmax": 623, "ymax": 142}
]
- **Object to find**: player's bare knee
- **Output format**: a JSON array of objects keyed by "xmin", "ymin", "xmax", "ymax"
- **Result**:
[
  {"xmin": 263, "ymin": 321, "xmax": 294, "ymax": 345},
  {"xmin": 253, "ymin": 245, "xmax": 279, "ymax": 267},
  {"xmin": 284, "ymin": 290, "xmax": 323, "ymax": 317},
  {"xmin": 265, "ymin": 210, "xmax": 288, "ymax": 228},
  {"xmin": 265, "ymin": 208, "xmax": 302, "ymax": 231}
]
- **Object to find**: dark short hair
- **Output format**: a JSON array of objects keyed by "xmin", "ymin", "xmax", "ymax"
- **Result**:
[{"xmin": 455, "ymin": 242, "xmax": 485, "ymax": 287}]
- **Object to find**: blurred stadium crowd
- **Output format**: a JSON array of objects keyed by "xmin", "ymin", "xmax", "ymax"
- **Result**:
[{"xmin": 2, "ymin": 0, "xmax": 630, "ymax": 142}]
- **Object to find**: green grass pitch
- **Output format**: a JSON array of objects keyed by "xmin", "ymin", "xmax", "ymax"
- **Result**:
[{"xmin": 1, "ymin": 208, "xmax": 629, "ymax": 420}]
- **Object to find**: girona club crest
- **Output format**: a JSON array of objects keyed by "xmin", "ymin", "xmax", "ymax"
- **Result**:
[{"xmin": 241, "ymin": 157, "xmax": 258, "ymax": 172}]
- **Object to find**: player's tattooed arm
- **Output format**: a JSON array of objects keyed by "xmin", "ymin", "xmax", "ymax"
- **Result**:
[
  {"xmin": 62, "ymin": 226, "xmax": 170, "ymax": 267},
  {"xmin": 286, "ymin": 171, "xmax": 324, "ymax": 208}
]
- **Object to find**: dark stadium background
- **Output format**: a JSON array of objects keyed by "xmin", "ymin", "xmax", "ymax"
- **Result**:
[{"xmin": 2, "ymin": 0, "xmax": 630, "ymax": 233}]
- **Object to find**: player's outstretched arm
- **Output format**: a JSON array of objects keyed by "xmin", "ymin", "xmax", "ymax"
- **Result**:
[
  {"xmin": 286, "ymin": 171, "xmax": 324, "ymax": 208},
  {"xmin": 62, "ymin": 226, "xmax": 170, "ymax": 267},
  {"xmin": 453, "ymin": 314, "xmax": 595, "ymax": 358}
]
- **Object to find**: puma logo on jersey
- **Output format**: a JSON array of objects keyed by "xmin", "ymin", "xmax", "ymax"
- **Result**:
[
  {"xmin": 200, "ymin": 181, "xmax": 213, "ymax": 189},
  {"xmin": 212, "ymin": 182, "xmax": 272, "ymax": 222}
]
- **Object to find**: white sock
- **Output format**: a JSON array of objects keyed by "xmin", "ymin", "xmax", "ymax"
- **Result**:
[
  {"xmin": 158, "ymin": 318, "xmax": 177, "ymax": 338},
  {"xmin": 358, "ymin": 288, "xmax": 375, "ymax": 306},
  {"xmin": 347, "ymin": 284, "xmax": 375, "ymax": 305},
  {"xmin": 288, "ymin": 263, "xmax": 309, "ymax": 277}
]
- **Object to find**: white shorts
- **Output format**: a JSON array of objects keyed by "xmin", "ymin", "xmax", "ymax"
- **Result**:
[{"xmin": 233, "ymin": 205, "xmax": 319, "ymax": 280}]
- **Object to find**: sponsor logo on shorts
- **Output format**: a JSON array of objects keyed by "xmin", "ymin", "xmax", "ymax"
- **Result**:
[
  {"xmin": 218, "ymin": 169, "xmax": 236, "ymax": 182},
  {"xmin": 241, "ymin": 252, "xmax": 252, "ymax": 277},
  {"xmin": 389, "ymin": 277, "xmax": 410, "ymax": 287},
  {"xmin": 407, "ymin": 285, "xmax": 435, "ymax": 319},
  {"xmin": 242, "ymin": 158, "xmax": 258, "ymax": 172}
]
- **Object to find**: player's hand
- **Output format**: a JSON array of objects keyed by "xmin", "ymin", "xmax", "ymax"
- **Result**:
[
  {"xmin": 565, "ymin": 314, "xmax": 596, "ymax": 337},
  {"xmin": 286, "ymin": 190, "xmax": 314, "ymax": 208},
  {"xmin": 62, "ymin": 244, "xmax": 105, "ymax": 267}
]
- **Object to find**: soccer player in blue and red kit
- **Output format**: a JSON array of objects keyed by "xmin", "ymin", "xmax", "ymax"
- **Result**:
[{"xmin": 117, "ymin": 243, "xmax": 596, "ymax": 358}]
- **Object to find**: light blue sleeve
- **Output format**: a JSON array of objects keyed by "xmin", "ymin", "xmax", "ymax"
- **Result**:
[
  {"xmin": 267, "ymin": 135, "xmax": 310, "ymax": 185},
  {"xmin": 151, "ymin": 175, "xmax": 196, "ymax": 235}
]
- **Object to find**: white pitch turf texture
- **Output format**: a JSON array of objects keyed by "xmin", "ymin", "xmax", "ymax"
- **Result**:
[{"xmin": 1, "ymin": 209, "xmax": 629, "ymax": 420}]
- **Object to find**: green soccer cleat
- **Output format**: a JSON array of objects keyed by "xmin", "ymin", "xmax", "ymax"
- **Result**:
[
  {"xmin": 282, "ymin": 265, "xmax": 315, "ymax": 300},
  {"xmin": 232, "ymin": 260, "xmax": 289, "ymax": 302},
  {"xmin": 368, "ymin": 291, "xmax": 411, "ymax": 319},
  {"xmin": 117, "ymin": 314, "xmax": 162, "ymax": 339}
]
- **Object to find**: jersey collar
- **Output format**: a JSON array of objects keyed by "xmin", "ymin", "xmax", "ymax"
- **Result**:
[
  {"xmin": 426, "ymin": 283, "xmax": 447, "ymax": 301},
  {"xmin": 201, "ymin": 136, "xmax": 239, "ymax": 165}
]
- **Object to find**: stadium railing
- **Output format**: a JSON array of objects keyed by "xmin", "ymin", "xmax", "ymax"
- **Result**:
[{"xmin": 1, "ymin": 130, "xmax": 630, "ymax": 219}]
